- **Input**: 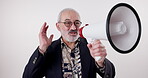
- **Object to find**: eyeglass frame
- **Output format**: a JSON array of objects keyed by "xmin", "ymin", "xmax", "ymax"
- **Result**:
[{"xmin": 58, "ymin": 20, "xmax": 82, "ymax": 28}]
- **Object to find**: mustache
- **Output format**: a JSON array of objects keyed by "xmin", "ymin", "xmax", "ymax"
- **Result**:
[{"xmin": 68, "ymin": 30, "xmax": 78, "ymax": 33}]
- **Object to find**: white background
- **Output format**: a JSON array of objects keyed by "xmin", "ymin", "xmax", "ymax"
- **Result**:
[{"xmin": 0, "ymin": 0, "xmax": 147, "ymax": 78}]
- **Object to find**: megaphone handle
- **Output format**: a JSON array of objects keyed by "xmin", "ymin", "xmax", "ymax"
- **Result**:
[
  {"xmin": 95, "ymin": 56, "xmax": 101, "ymax": 61},
  {"xmin": 86, "ymin": 38, "xmax": 101, "ymax": 61}
]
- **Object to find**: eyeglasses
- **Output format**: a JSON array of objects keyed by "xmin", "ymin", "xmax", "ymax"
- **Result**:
[{"xmin": 59, "ymin": 20, "xmax": 82, "ymax": 27}]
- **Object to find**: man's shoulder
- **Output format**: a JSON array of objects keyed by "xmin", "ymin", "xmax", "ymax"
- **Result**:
[
  {"xmin": 79, "ymin": 37, "xmax": 88, "ymax": 44},
  {"xmin": 51, "ymin": 38, "xmax": 61, "ymax": 47}
]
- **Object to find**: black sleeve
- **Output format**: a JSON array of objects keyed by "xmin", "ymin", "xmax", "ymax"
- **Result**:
[
  {"xmin": 103, "ymin": 59, "xmax": 115, "ymax": 78},
  {"xmin": 22, "ymin": 47, "xmax": 50, "ymax": 78},
  {"xmin": 96, "ymin": 58, "xmax": 115, "ymax": 78}
]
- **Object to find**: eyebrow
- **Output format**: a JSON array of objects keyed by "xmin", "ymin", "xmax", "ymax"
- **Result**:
[
  {"xmin": 75, "ymin": 20, "xmax": 80, "ymax": 21},
  {"xmin": 65, "ymin": 19, "xmax": 70, "ymax": 21},
  {"xmin": 64, "ymin": 19, "xmax": 80, "ymax": 22}
]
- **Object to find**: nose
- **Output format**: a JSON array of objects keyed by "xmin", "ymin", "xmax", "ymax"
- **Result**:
[{"xmin": 70, "ymin": 24, "xmax": 77, "ymax": 30}]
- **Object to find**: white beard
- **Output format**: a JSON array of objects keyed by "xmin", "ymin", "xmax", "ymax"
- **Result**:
[{"xmin": 60, "ymin": 30, "xmax": 79, "ymax": 42}]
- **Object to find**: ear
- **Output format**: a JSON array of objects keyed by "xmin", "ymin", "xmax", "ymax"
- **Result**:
[{"xmin": 56, "ymin": 23, "xmax": 60, "ymax": 31}]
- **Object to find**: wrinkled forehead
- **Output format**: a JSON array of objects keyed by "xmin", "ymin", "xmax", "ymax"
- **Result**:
[{"xmin": 60, "ymin": 10, "xmax": 80, "ymax": 22}]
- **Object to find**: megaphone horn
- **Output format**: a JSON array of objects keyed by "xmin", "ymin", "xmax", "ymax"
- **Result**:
[{"xmin": 79, "ymin": 3, "xmax": 142, "ymax": 54}]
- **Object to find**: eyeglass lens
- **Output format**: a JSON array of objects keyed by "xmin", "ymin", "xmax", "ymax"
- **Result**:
[{"xmin": 64, "ymin": 20, "xmax": 81, "ymax": 27}]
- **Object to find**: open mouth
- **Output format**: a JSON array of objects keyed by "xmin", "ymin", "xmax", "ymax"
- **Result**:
[
  {"xmin": 68, "ymin": 30, "xmax": 78, "ymax": 36},
  {"xmin": 69, "ymin": 32, "xmax": 78, "ymax": 36}
]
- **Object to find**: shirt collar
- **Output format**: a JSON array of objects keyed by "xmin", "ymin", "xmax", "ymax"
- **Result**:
[{"xmin": 60, "ymin": 37, "xmax": 80, "ymax": 49}]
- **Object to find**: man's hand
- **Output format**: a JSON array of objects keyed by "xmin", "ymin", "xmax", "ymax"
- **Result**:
[
  {"xmin": 87, "ymin": 40, "xmax": 107, "ymax": 67},
  {"xmin": 39, "ymin": 22, "xmax": 54, "ymax": 54}
]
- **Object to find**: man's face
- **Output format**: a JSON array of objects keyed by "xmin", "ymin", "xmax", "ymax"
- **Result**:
[{"xmin": 56, "ymin": 11, "xmax": 81, "ymax": 42}]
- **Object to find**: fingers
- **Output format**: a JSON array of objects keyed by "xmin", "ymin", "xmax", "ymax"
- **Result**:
[
  {"xmin": 89, "ymin": 40, "xmax": 105, "ymax": 51},
  {"xmin": 49, "ymin": 34, "xmax": 54, "ymax": 41},
  {"xmin": 40, "ymin": 22, "xmax": 46, "ymax": 33},
  {"xmin": 87, "ymin": 40, "xmax": 107, "ymax": 58},
  {"xmin": 93, "ymin": 50, "xmax": 107, "ymax": 57},
  {"xmin": 87, "ymin": 41, "xmax": 104, "ymax": 51},
  {"xmin": 87, "ymin": 43, "xmax": 92, "ymax": 49},
  {"xmin": 88, "ymin": 40, "xmax": 107, "ymax": 67},
  {"xmin": 91, "ymin": 45, "xmax": 105, "ymax": 51},
  {"xmin": 40, "ymin": 22, "xmax": 49, "ymax": 34}
]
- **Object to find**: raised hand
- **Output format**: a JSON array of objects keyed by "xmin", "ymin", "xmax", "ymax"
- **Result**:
[{"xmin": 39, "ymin": 22, "xmax": 54, "ymax": 54}]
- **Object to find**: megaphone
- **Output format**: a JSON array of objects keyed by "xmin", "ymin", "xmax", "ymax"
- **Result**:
[{"xmin": 79, "ymin": 3, "xmax": 141, "ymax": 54}]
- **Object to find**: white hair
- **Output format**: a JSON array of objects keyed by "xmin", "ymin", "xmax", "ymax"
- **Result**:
[{"xmin": 57, "ymin": 8, "xmax": 80, "ymax": 22}]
